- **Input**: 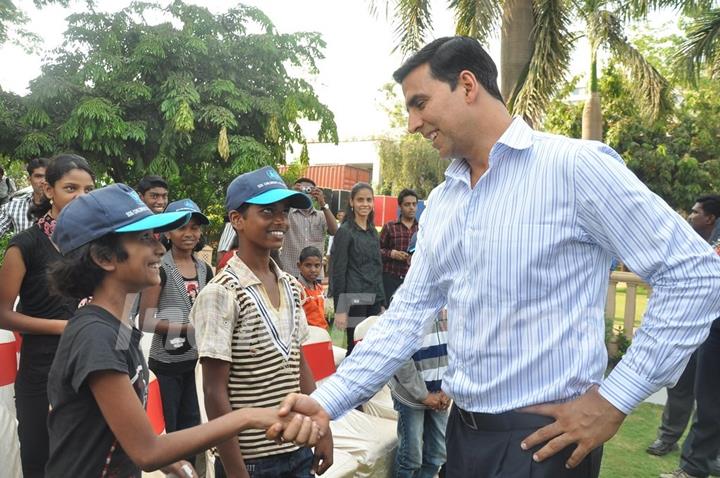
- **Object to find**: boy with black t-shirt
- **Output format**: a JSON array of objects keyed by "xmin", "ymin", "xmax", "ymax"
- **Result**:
[{"xmin": 45, "ymin": 184, "xmax": 320, "ymax": 478}]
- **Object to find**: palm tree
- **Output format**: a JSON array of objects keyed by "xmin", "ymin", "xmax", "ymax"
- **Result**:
[
  {"xmin": 371, "ymin": 0, "xmax": 685, "ymax": 137},
  {"xmin": 371, "ymin": 0, "xmax": 574, "ymax": 125},
  {"xmin": 675, "ymin": 6, "xmax": 720, "ymax": 84},
  {"xmin": 580, "ymin": 1, "xmax": 672, "ymax": 140}
]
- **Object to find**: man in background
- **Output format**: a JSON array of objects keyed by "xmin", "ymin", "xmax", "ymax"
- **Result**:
[
  {"xmin": 279, "ymin": 177, "xmax": 338, "ymax": 279},
  {"xmin": 0, "ymin": 158, "xmax": 47, "ymax": 236}
]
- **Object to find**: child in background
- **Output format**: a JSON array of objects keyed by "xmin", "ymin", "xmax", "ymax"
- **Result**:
[
  {"xmin": 0, "ymin": 154, "xmax": 95, "ymax": 478},
  {"xmin": 297, "ymin": 246, "xmax": 328, "ymax": 331},
  {"xmin": 45, "ymin": 184, "xmax": 319, "ymax": 478},
  {"xmin": 139, "ymin": 199, "xmax": 213, "ymax": 451},
  {"xmin": 190, "ymin": 166, "xmax": 333, "ymax": 477}
]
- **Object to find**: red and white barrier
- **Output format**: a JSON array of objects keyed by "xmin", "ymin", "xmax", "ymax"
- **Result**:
[{"xmin": 1, "ymin": 329, "xmax": 22, "ymax": 477}]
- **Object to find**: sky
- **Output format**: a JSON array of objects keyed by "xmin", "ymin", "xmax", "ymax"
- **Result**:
[{"xmin": 0, "ymin": 1, "xmax": 674, "ymax": 141}]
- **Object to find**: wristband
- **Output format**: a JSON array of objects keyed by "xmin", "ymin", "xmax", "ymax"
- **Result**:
[{"xmin": 322, "ymin": 203, "xmax": 330, "ymax": 210}]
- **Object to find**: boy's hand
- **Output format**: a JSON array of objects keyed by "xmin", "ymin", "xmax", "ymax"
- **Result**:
[
  {"xmin": 333, "ymin": 312, "xmax": 348, "ymax": 330},
  {"xmin": 252, "ymin": 409, "xmax": 321, "ymax": 446},
  {"xmin": 162, "ymin": 460, "xmax": 197, "ymax": 477},
  {"xmin": 313, "ymin": 433, "xmax": 334, "ymax": 474},
  {"xmin": 390, "ymin": 250, "xmax": 409, "ymax": 261}
]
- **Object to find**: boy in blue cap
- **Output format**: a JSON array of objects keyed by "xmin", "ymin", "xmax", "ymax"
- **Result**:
[
  {"xmin": 45, "ymin": 184, "xmax": 319, "ymax": 478},
  {"xmin": 190, "ymin": 166, "xmax": 333, "ymax": 477},
  {"xmin": 139, "ymin": 198, "xmax": 214, "ymax": 463}
]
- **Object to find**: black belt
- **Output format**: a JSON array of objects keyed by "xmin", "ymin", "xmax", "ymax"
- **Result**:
[{"xmin": 454, "ymin": 405, "xmax": 554, "ymax": 431}]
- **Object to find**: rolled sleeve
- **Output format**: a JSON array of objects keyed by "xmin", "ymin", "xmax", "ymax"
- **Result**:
[{"xmin": 189, "ymin": 283, "xmax": 238, "ymax": 362}]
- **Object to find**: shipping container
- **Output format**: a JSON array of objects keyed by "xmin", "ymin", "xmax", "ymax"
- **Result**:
[{"xmin": 292, "ymin": 165, "xmax": 371, "ymax": 191}]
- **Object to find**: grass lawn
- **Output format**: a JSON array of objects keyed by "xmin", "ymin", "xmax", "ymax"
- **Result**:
[{"xmin": 600, "ymin": 402, "xmax": 684, "ymax": 478}]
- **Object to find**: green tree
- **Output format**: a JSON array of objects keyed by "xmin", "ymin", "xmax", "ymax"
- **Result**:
[
  {"xmin": 544, "ymin": 60, "xmax": 720, "ymax": 211},
  {"xmin": 12, "ymin": 0, "xmax": 337, "ymax": 210},
  {"xmin": 376, "ymin": 83, "xmax": 445, "ymax": 198}
]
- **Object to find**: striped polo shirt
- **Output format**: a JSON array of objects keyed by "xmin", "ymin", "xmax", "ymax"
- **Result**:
[{"xmin": 190, "ymin": 255, "xmax": 309, "ymax": 459}]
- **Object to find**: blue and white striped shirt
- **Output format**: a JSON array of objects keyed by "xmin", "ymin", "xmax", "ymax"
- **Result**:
[{"xmin": 313, "ymin": 118, "xmax": 720, "ymax": 417}]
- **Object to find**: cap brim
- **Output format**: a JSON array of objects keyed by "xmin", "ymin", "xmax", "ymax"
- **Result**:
[
  {"xmin": 167, "ymin": 209, "xmax": 209, "ymax": 225},
  {"xmin": 115, "ymin": 211, "xmax": 191, "ymax": 233},
  {"xmin": 245, "ymin": 190, "xmax": 312, "ymax": 209}
]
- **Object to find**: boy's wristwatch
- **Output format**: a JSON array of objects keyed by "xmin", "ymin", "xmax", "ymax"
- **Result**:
[{"xmin": 322, "ymin": 203, "xmax": 330, "ymax": 210}]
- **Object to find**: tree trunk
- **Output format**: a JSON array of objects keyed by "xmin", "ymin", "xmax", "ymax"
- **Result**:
[
  {"xmin": 582, "ymin": 51, "xmax": 603, "ymax": 141},
  {"xmin": 500, "ymin": 0, "xmax": 534, "ymax": 104}
]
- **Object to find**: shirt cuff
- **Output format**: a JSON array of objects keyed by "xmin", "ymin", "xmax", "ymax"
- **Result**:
[
  {"xmin": 599, "ymin": 360, "xmax": 658, "ymax": 415},
  {"xmin": 311, "ymin": 378, "xmax": 353, "ymax": 420}
]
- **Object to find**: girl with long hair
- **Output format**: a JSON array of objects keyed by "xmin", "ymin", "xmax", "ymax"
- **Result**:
[
  {"xmin": 329, "ymin": 182, "xmax": 384, "ymax": 355},
  {"xmin": 0, "ymin": 153, "xmax": 95, "ymax": 477}
]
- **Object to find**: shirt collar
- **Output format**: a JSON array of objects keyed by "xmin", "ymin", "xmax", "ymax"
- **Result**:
[
  {"xmin": 444, "ymin": 116, "xmax": 534, "ymax": 185},
  {"xmin": 291, "ymin": 207, "xmax": 318, "ymax": 216},
  {"xmin": 394, "ymin": 217, "xmax": 418, "ymax": 227},
  {"xmin": 225, "ymin": 254, "xmax": 285, "ymax": 288},
  {"xmin": 494, "ymin": 116, "xmax": 534, "ymax": 151}
]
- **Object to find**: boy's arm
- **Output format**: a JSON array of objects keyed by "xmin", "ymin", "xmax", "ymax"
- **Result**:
[
  {"xmin": 202, "ymin": 358, "xmax": 250, "ymax": 478},
  {"xmin": 394, "ymin": 359, "xmax": 429, "ymax": 403},
  {"xmin": 298, "ymin": 350, "xmax": 316, "ymax": 395}
]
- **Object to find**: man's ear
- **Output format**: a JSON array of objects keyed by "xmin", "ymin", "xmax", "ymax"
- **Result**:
[
  {"xmin": 458, "ymin": 70, "xmax": 480, "ymax": 103},
  {"xmin": 89, "ymin": 245, "xmax": 117, "ymax": 272}
]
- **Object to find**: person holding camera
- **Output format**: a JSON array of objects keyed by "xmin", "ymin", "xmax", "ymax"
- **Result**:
[{"xmin": 278, "ymin": 177, "xmax": 338, "ymax": 280}]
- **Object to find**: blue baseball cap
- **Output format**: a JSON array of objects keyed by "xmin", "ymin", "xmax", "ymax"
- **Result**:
[
  {"xmin": 53, "ymin": 183, "xmax": 191, "ymax": 254},
  {"xmin": 165, "ymin": 198, "xmax": 209, "ymax": 225},
  {"xmin": 225, "ymin": 166, "xmax": 312, "ymax": 212}
]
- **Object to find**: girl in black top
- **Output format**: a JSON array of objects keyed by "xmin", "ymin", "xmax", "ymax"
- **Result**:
[
  {"xmin": 0, "ymin": 154, "xmax": 95, "ymax": 477},
  {"xmin": 329, "ymin": 182, "xmax": 385, "ymax": 355}
]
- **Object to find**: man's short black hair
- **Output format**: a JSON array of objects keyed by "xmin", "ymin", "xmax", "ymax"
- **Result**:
[
  {"xmin": 393, "ymin": 36, "xmax": 504, "ymax": 104},
  {"xmin": 137, "ymin": 175, "xmax": 169, "ymax": 194},
  {"xmin": 294, "ymin": 177, "xmax": 316, "ymax": 187},
  {"xmin": 398, "ymin": 189, "xmax": 418, "ymax": 204},
  {"xmin": 26, "ymin": 157, "xmax": 49, "ymax": 175},
  {"xmin": 696, "ymin": 195, "xmax": 720, "ymax": 218}
]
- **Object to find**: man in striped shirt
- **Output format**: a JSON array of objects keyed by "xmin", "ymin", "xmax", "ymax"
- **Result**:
[
  {"xmin": 272, "ymin": 36, "xmax": 720, "ymax": 478},
  {"xmin": 0, "ymin": 158, "xmax": 47, "ymax": 236}
]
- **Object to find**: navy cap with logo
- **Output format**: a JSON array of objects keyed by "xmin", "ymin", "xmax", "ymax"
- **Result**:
[
  {"xmin": 225, "ymin": 166, "xmax": 312, "ymax": 212},
  {"xmin": 165, "ymin": 198, "xmax": 210, "ymax": 225},
  {"xmin": 53, "ymin": 183, "xmax": 191, "ymax": 255}
]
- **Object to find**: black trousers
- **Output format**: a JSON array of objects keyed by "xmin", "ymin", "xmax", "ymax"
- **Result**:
[
  {"xmin": 382, "ymin": 272, "xmax": 405, "ymax": 308},
  {"xmin": 445, "ymin": 406, "xmax": 602, "ymax": 478},
  {"xmin": 345, "ymin": 303, "xmax": 382, "ymax": 356},
  {"xmin": 681, "ymin": 318, "xmax": 720, "ymax": 477},
  {"xmin": 657, "ymin": 351, "xmax": 697, "ymax": 444},
  {"xmin": 15, "ymin": 350, "xmax": 54, "ymax": 478}
]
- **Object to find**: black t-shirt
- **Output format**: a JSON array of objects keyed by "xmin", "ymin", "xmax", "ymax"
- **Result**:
[
  {"xmin": 8, "ymin": 225, "xmax": 78, "ymax": 354},
  {"xmin": 46, "ymin": 305, "xmax": 148, "ymax": 478}
]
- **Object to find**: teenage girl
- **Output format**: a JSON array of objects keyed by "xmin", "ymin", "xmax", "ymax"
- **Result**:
[
  {"xmin": 329, "ymin": 182, "xmax": 385, "ymax": 355},
  {"xmin": 0, "ymin": 154, "xmax": 95, "ymax": 477}
]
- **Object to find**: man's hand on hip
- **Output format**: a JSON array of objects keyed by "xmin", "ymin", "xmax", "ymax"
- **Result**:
[{"xmin": 518, "ymin": 385, "xmax": 626, "ymax": 468}]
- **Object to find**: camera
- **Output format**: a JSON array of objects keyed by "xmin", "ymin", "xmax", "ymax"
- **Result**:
[{"xmin": 302, "ymin": 186, "xmax": 313, "ymax": 194}]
